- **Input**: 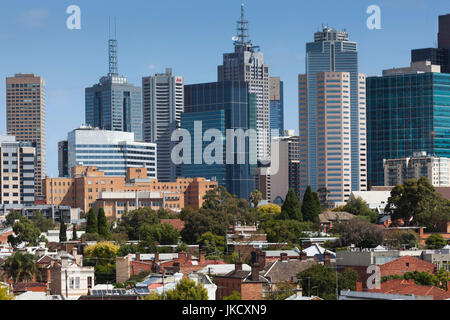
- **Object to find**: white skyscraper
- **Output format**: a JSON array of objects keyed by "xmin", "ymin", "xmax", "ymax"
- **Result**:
[
  {"xmin": 142, "ymin": 68, "xmax": 184, "ymax": 182},
  {"xmin": 218, "ymin": 4, "xmax": 270, "ymax": 162}
]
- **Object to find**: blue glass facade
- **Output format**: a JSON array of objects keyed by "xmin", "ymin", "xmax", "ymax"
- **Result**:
[
  {"xmin": 306, "ymin": 37, "xmax": 360, "ymax": 191},
  {"xmin": 270, "ymin": 81, "xmax": 284, "ymax": 138},
  {"xmin": 85, "ymin": 76, "xmax": 143, "ymax": 141},
  {"xmin": 367, "ymin": 72, "xmax": 450, "ymax": 186},
  {"xmin": 181, "ymin": 81, "xmax": 256, "ymax": 199}
]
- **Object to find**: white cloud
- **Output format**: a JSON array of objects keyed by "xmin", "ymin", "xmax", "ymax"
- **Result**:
[{"xmin": 17, "ymin": 8, "xmax": 50, "ymax": 28}]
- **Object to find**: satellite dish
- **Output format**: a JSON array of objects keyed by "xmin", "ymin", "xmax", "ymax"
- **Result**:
[{"xmin": 232, "ymin": 36, "xmax": 239, "ymax": 42}]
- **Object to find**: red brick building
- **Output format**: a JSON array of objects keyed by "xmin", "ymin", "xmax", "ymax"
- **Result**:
[{"xmin": 215, "ymin": 262, "xmax": 266, "ymax": 300}]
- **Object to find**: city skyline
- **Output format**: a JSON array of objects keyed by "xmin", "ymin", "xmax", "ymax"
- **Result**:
[{"xmin": 0, "ymin": 0, "xmax": 449, "ymax": 176}]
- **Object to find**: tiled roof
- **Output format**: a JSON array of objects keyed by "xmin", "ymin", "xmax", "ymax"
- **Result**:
[
  {"xmin": 13, "ymin": 282, "xmax": 47, "ymax": 292},
  {"xmin": 319, "ymin": 211, "xmax": 355, "ymax": 223},
  {"xmin": 367, "ymin": 279, "xmax": 450, "ymax": 300},
  {"xmin": 161, "ymin": 219, "xmax": 185, "ymax": 231},
  {"xmin": 262, "ymin": 260, "xmax": 317, "ymax": 284}
]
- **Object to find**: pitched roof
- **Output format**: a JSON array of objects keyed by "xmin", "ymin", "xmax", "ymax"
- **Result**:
[
  {"xmin": 319, "ymin": 211, "xmax": 355, "ymax": 223},
  {"xmin": 161, "ymin": 219, "xmax": 185, "ymax": 231},
  {"xmin": 367, "ymin": 279, "xmax": 450, "ymax": 300},
  {"xmin": 262, "ymin": 259, "xmax": 317, "ymax": 284}
]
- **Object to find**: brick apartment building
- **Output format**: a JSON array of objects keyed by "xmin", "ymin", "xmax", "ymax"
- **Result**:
[
  {"xmin": 215, "ymin": 260, "xmax": 267, "ymax": 300},
  {"xmin": 43, "ymin": 166, "xmax": 218, "ymax": 214},
  {"xmin": 338, "ymin": 251, "xmax": 437, "ymax": 289}
]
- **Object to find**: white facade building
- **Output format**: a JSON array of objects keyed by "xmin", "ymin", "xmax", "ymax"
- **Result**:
[
  {"xmin": 67, "ymin": 126, "xmax": 157, "ymax": 178},
  {"xmin": 142, "ymin": 68, "xmax": 184, "ymax": 182},
  {"xmin": 383, "ymin": 152, "xmax": 450, "ymax": 187}
]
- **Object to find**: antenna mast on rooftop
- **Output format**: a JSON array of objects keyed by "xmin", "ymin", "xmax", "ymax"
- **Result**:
[{"xmin": 108, "ymin": 17, "xmax": 118, "ymax": 76}]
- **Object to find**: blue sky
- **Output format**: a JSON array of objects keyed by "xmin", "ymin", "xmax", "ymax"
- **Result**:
[{"xmin": 0, "ymin": 0, "xmax": 448, "ymax": 177}]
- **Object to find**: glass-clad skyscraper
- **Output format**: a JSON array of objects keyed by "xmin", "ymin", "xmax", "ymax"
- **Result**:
[
  {"xmin": 181, "ymin": 81, "xmax": 257, "ymax": 199},
  {"xmin": 300, "ymin": 27, "xmax": 366, "ymax": 194},
  {"xmin": 367, "ymin": 72, "xmax": 450, "ymax": 187},
  {"xmin": 85, "ymin": 29, "xmax": 143, "ymax": 141}
]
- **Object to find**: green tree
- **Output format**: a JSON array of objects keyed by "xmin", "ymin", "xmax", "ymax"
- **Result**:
[
  {"xmin": 257, "ymin": 204, "xmax": 281, "ymax": 215},
  {"xmin": 313, "ymin": 192, "xmax": 322, "ymax": 214},
  {"xmin": 86, "ymin": 208, "xmax": 98, "ymax": 234},
  {"xmin": 426, "ymin": 234, "xmax": 447, "ymax": 249},
  {"xmin": 3, "ymin": 252, "xmax": 38, "ymax": 283},
  {"xmin": 261, "ymin": 219, "xmax": 314, "ymax": 245},
  {"xmin": 344, "ymin": 195, "xmax": 378, "ymax": 223},
  {"xmin": 223, "ymin": 291, "xmax": 241, "ymax": 300},
  {"xmin": 157, "ymin": 209, "xmax": 171, "ymax": 219},
  {"xmin": 198, "ymin": 232, "xmax": 225, "ymax": 257},
  {"xmin": 385, "ymin": 177, "xmax": 450, "ymax": 231},
  {"xmin": 5, "ymin": 211, "xmax": 21, "ymax": 227},
  {"xmin": 31, "ymin": 211, "xmax": 55, "ymax": 233},
  {"xmin": 250, "ymin": 190, "xmax": 263, "ymax": 208},
  {"xmin": 116, "ymin": 207, "xmax": 160, "ymax": 240},
  {"xmin": 266, "ymin": 281, "xmax": 298, "ymax": 300},
  {"xmin": 164, "ymin": 278, "xmax": 208, "ymax": 300},
  {"xmin": 59, "ymin": 220, "xmax": 67, "ymax": 243},
  {"xmin": 176, "ymin": 242, "xmax": 188, "ymax": 253},
  {"xmin": 180, "ymin": 207, "xmax": 230, "ymax": 244},
  {"xmin": 97, "ymin": 208, "xmax": 109, "ymax": 239},
  {"xmin": 386, "ymin": 230, "xmax": 418, "ymax": 249},
  {"xmin": 144, "ymin": 291, "xmax": 164, "ymax": 300},
  {"xmin": 333, "ymin": 218, "xmax": 384, "ymax": 248},
  {"xmin": 297, "ymin": 264, "xmax": 358, "ymax": 300},
  {"xmin": 117, "ymin": 243, "xmax": 140, "ymax": 256},
  {"xmin": 281, "ymin": 189, "xmax": 302, "ymax": 221},
  {"xmin": 7, "ymin": 217, "xmax": 41, "ymax": 248},
  {"xmin": 84, "ymin": 242, "xmax": 119, "ymax": 284},
  {"xmin": 301, "ymin": 186, "xmax": 320, "ymax": 223},
  {"xmin": 72, "ymin": 224, "xmax": 78, "ymax": 241}
]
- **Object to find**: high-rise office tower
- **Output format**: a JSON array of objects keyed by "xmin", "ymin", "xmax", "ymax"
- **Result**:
[
  {"xmin": 367, "ymin": 64, "xmax": 450, "ymax": 187},
  {"xmin": 58, "ymin": 140, "xmax": 69, "ymax": 178},
  {"xmin": 181, "ymin": 81, "xmax": 257, "ymax": 200},
  {"xmin": 299, "ymin": 27, "xmax": 366, "ymax": 200},
  {"xmin": 218, "ymin": 4, "xmax": 270, "ymax": 162},
  {"xmin": 412, "ymin": 14, "xmax": 450, "ymax": 73},
  {"xmin": 6, "ymin": 73, "xmax": 46, "ymax": 195},
  {"xmin": 142, "ymin": 68, "xmax": 184, "ymax": 182},
  {"xmin": 85, "ymin": 23, "xmax": 143, "ymax": 141},
  {"xmin": 0, "ymin": 135, "xmax": 35, "ymax": 205},
  {"xmin": 269, "ymin": 77, "xmax": 284, "ymax": 139}
]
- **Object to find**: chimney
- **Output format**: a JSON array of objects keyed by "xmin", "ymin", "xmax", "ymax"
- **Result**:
[
  {"xmin": 199, "ymin": 251, "xmax": 205, "ymax": 264},
  {"xmin": 61, "ymin": 254, "xmax": 70, "ymax": 269},
  {"xmin": 323, "ymin": 251, "xmax": 331, "ymax": 266},
  {"xmin": 251, "ymin": 263, "xmax": 260, "ymax": 281},
  {"xmin": 178, "ymin": 252, "xmax": 186, "ymax": 262},
  {"xmin": 300, "ymin": 251, "xmax": 307, "ymax": 261},
  {"xmin": 235, "ymin": 260, "xmax": 243, "ymax": 272},
  {"xmin": 187, "ymin": 252, "xmax": 192, "ymax": 262},
  {"xmin": 280, "ymin": 253, "xmax": 288, "ymax": 262},
  {"xmin": 154, "ymin": 251, "xmax": 159, "ymax": 264},
  {"xmin": 136, "ymin": 252, "xmax": 141, "ymax": 262},
  {"xmin": 257, "ymin": 251, "xmax": 266, "ymax": 271},
  {"xmin": 356, "ymin": 281, "xmax": 363, "ymax": 292}
]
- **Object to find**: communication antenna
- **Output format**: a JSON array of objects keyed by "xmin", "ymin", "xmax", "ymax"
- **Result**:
[{"xmin": 108, "ymin": 17, "xmax": 118, "ymax": 76}]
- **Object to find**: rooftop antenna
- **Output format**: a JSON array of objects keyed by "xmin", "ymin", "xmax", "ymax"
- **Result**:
[
  {"xmin": 236, "ymin": 3, "xmax": 249, "ymax": 47},
  {"xmin": 108, "ymin": 17, "xmax": 118, "ymax": 76}
]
